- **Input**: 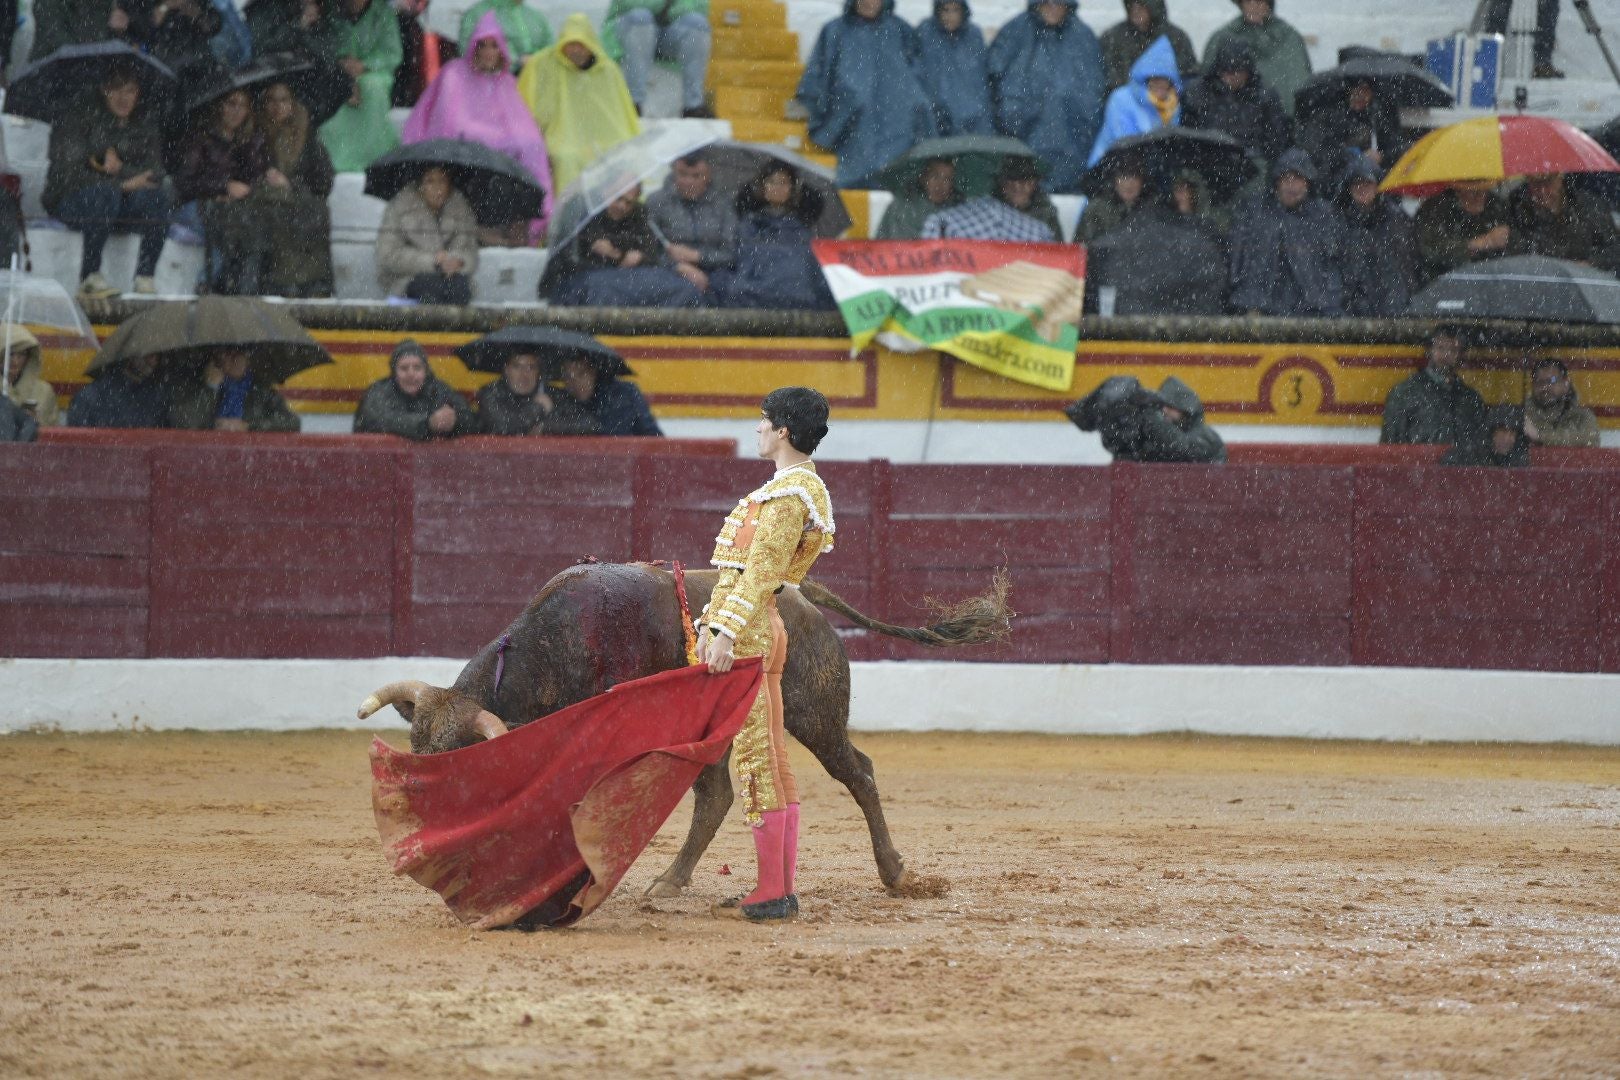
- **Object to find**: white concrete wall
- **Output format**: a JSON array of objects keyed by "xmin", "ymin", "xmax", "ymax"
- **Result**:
[{"xmin": 5, "ymin": 656, "xmax": 1618, "ymax": 744}]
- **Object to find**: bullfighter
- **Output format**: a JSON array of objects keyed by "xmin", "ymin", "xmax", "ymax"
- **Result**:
[{"xmin": 697, "ymin": 386, "xmax": 834, "ymax": 923}]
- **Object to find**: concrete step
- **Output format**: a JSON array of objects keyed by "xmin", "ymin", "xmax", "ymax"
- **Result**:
[
  {"xmin": 711, "ymin": 0, "xmax": 788, "ymax": 31},
  {"xmin": 714, "ymin": 84, "xmax": 794, "ymax": 120},
  {"xmin": 712, "ymin": 27, "xmax": 798, "ymax": 61},
  {"xmin": 707, "ymin": 59, "xmax": 802, "ymax": 91},
  {"xmin": 728, "ymin": 117, "xmax": 813, "ymax": 149}
]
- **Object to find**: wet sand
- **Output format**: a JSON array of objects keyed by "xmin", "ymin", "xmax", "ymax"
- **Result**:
[{"xmin": 2, "ymin": 729, "xmax": 1618, "ymax": 1078}]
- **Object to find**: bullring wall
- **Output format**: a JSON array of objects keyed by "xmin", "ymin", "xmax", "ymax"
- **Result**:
[{"xmin": 7, "ymin": 433, "xmax": 1620, "ymax": 673}]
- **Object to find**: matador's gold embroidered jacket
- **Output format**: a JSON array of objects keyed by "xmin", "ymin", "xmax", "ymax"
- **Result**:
[{"xmin": 699, "ymin": 461, "xmax": 834, "ymax": 639}]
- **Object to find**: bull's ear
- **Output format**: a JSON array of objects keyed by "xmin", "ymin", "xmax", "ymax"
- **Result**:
[{"xmin": 394, "ymin": 700, "xmax": 416, "ymax": 723}]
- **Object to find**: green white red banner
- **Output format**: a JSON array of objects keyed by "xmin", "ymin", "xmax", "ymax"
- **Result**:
[{"xmin": 813, "ymin": 240, "xmax": 1085, "ymax": 392}]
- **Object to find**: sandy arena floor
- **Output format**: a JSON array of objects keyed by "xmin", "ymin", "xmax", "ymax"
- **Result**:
[{"xmin": 1, "ymin": 729, "xmax": 1617, "ymax": 1078}]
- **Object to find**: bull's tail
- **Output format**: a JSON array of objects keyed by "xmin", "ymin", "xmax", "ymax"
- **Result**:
[{"xmin": 799, "ymin": 569, "xmax": 1013, "ymax": 647}]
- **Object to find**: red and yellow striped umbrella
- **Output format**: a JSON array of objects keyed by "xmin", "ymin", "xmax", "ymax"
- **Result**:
[{"xmin": 1379, "ymin": 115, "xmax": 1620, "ymax": 197}]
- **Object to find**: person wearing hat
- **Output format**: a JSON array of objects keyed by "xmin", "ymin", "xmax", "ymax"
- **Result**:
[
  {"xmin": 2, "ymin": 325, "xmax": 62, "ymax": 428},
  {"xmin": 1381, "ymin": 324, "xmax": 1488, "ymax": 447},
  {"xmin": 985, "ymin": 0, "xmax": 1106, "ymax": 193},
  {"xmin": 915, "ymin": 0, "xmax": 994, "ymax": 137},
  {"xmin": 1099, "ymin": 0, "xmax": 1198, "ymax": 92},
  {"xmin": 354, "ymin": 338, "xmax": 477, "ymax": 440},
  {"xmin": 1228, "ymin": 147, "xmax": 1345, "ymax": 316},
  {"xmin": 1181, "ymin": 38, "xmax": 1290, "ymax": 174},
  {"xmin": 1337, "ymin": 152, "xmax": 1419, "ymax": 318},
  {"xmin": 921, "ymin": 154, "xmax": 1058, "ymax": 241},
  {"xmin": 1202, "ymin": 0, "xmax": 1311, "ymax": 117},
  {"xmin": 1441, "ymin": 405, "xmax": 1531, "ymax": 467},
  {"xmin": 1088, "ymin": 34, "xmax": 1182, "ymax": 167}
]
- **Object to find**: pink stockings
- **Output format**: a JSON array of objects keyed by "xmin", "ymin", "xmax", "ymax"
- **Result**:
[{"xmin": 742, "ymin": 802, "xmax": 801, "ymax": 905}]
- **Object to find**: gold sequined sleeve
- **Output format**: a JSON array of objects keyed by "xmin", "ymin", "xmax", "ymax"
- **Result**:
[{"xmin": 705, "ymin": 497, "xmax": 805, "ymax": 640}]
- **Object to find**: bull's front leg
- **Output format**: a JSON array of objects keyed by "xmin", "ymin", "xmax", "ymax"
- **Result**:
[{"xmin": 644, "ymin": 752, "xmax": 734, "ymax": 898}]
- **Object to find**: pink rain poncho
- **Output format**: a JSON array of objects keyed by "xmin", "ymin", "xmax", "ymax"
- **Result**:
[{"xmin": 403, "ymin": 11, "xmax": 555, "ymax": 233}]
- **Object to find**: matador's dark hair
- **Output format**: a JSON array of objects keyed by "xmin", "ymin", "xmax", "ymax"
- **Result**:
[{"xmin": 762, "ymin": 386, "xmax": 829, "ymax": 454}]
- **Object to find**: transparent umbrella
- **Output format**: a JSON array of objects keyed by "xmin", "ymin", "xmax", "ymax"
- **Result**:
[
  {"xmin": 545, "ymin": 123, "xmax": 726, "ymax": 253},
  {"xmin": 0, "ymin": 266, "xmax": 97, "ymax": 395}
]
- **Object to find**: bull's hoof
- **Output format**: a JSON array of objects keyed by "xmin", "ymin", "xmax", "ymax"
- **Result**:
[
  {"xmin": 643, "ymin": 877, "xmax": 687, "ymax": 899},
  {"xmin": 886, "ymin": 869, "xmax": 951, "ymax": 899}
]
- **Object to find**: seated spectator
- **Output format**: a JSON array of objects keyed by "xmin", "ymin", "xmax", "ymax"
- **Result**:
[
  {"xmin": 924, "ymin": 155, "xmax": 1057, "ymax": 242},
  {"xmin": 256, "ymin": 82, "xmax": 336, "ymax": 298},
  {"xmin": 1169, "ymin": 167, "xmax": 1229, "ymax": 237},
  {"xmin": 461, "ymin": 0, "xmax": 553, "ymax": 71},
  {"xmin": 602, "ymin": 0, "xmax": 713, "ymax": 119},
  {"xmin": 876, "ymin": 157, "xmax": 963, "ymax": 239},
  {"xmin": 1298, "ymin": 77, "xmax": 1406, "ymax": 183},
  {"xmin": 66, "ymin": 353, "xmax": 169, "ymax": 428},
  {"xmin": 1523, "ymin": 357, "xmax": 1599, "ymax": 448},
  {"xmin": 168, "ymin": 349, "xmax": 301, "ymax": 432},
  {"xmin": 1228, "ymin": 148, "xmax": 1345, "ymax": 316},
  {"xmin": 1441, "ymin": 406, "xmax": 1529, "ymax": 467},
  {"xmin": 44, "ymin": 66, "xmax": 171, "ymax": 302},
  {"xmin": 1078, "ymin": 157, "xmax": 1151, "ymax": 244},
  {"xmin": 551, "ymin": 354, "xmax": 662, "ymax": 436},
  {"xmin": 1380, "ymin": 324, "xmax": 1487, "ymax": 445},
  {"xmin": 645, "ymin": 152, "xmax": 738, "ymax": 300},
  {"xmin": 795, "ymin": 0, "xmax": 936, "ymax": 189},
  {"xmin": 30, "ymin": 1, "xmax": 130, "ymax": 61},
  {"xmin": 177, "ymin": 89, "xmax": 277, "ymax": 296},
  {"xmin": 3, "ymin": 325, "xmax": 62, "ymax": 428},
  {"xmin": 1338, "ymin": 154, "xmax": 1419, "ymax": 318},
  {"xmin": 1087, "ymin": 201, "xmax": 1226, "ymax": 316},
  {"xmin": 120, "ymin": 0, "xmax": 222, "ymax": 74},
  {"xmin": 1507, "ymin": 173, "xmax": 1620, "ymax": 272},
  {"xmin": 245, "ymin": 0, "xmax": 331, "ymax": 57},
  {"xmin": 722, "ymin": 164, "xmax": 837, "ymax": 310},
  {"xmin": 389, "ymin": 0, "xmax": 437, "ymax": 108},
  {"xmin": 1181, "ymin": 38, "xmax": 1290, "ymax": 173},
  {"xmin": 354, "ymin": 339, "xmax": 477, "ymax": 439},
  {"xmin": 518, "ymin": 15, "xmax": 640, "ymax": 193},
  {"xmin": 1099, "ymin": 0, "xmax": 1198, "ymax": 91},
  {"xmin": 0, "ymin": 393, "xmax": 37, "ymax": 443},
  {"xmin": 319, "ymin": 0, "xmax": 404, "ymax": 173},
  {"xmin": 478, "ymin": 351, "xmax": 570, "ymax": 435},
  {"xmin": 1064, "ymin": 373, "xmax": 1226, "ymax": 462},
  {"xmin": 1203, "ymin": 0, "xmax": 1311, "ymax": 117},
  {"xmin": 376, "ymin": 166, "xmax": 480, "ymax": 304},
  {"xmin": 986, "ymin": 0, "xmax": 1104, "ymax": 193},
  {"xmin": 1415, "ymin": 182, "xmax": 1512, "ymax": 282},
  {"xmin": 544, "ymin": 185, "xmax": 704, "ymax": 307},
  {"xmin": 405, "ymin": 12, "xmax": 554, "ymax": 238},
  {"xmin": 1089, "ymin": 35, "xmax": 1182, "ymax": 166},
  {"xmin": 915, "ymin": 0, "xmax": 994, "ymax": 137}
]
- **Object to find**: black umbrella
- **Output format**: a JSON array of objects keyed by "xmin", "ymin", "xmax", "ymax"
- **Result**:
[
  {"xmin": 870, "ymin": 135, "xmax": 1045, "ymax": 198},
  {"xmin": 700, "ymin": 142, "xmax": 852, "ymax": 238},
  {"xmin": 454, "ymin": 326, "xmax": 632, "ymax": 380},
  {"xmin": 87, "ymin": 296, "xmax": 332, "ymax": 385},
  {"xmin": 1294, "ymin": 55, "xmax": 1453, "ymax": 120},
  {"xmin": 365, "ymin": 139, "xmax": 547, "ymax": 227},
  {"xmin": 1081, "ymin": 128, "xmax": 1256, "ymax": 203},
  {"xmin": 5, "ymin": 42, "xmax": 177, "ymax": 124},
  {"xmin": 1408, "ymin": 256, "xmax": 1620, "ymax": 324},
  {"xmin": 184, "ymin": 52, "xmax": 352, "ymax": 128}
]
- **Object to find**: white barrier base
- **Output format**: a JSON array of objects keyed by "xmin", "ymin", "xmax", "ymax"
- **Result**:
[{"xmin": 3, "ymin": 658, "xmax": 1617, "ymax": 745}]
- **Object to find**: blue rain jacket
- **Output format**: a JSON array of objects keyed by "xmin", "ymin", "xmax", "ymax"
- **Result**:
[
  {"xmin": 795, "ymin": 0, "xmax": 938, "ymax": 188},
  {"xmin": 985, "ymin": 0, "xmax": 1105, "ymax": 192},
  {"xmin": 915, "ymin": 0, "xmax": 994, "ymax": 136},
  {"xmin": 1088, "ymin": 34, "xmax": 1182, "ymax": 166}
]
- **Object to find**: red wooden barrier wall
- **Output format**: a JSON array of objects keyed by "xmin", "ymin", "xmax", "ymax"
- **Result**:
[{"xmin": 6, "ymin": 437, "xmax": 1620, "ymax": 673}]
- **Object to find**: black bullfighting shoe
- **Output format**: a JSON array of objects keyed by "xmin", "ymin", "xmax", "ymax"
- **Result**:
[
  {"xmin": 716, "ymin": 892, "xmax": 799, "ymax": 913},
  {"xmin": 710, "ymin": 895, "xmax": 796, "ymax": 921}
]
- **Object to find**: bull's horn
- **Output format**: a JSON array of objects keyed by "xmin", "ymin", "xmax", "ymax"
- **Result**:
[
  {"xmin": 469, "ymin": 710, "xmax": 508, "ymax": 742},
  {"xmin": 356, "ymin": 680, "xmax": 432, "ymax": 720}
]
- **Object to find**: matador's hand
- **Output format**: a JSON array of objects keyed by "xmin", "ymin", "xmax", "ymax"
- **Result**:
[{"xmin": 705, "ymin": 631, "xmax": 735, "ymax": 674}]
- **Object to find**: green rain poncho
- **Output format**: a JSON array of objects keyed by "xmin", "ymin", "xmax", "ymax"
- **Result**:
[
  {"xmin": 459, "ymin": 0, "xmax": 554, "ymax": 68},
  {"xmin": 317, "ymin": 0, "xmax": 403, "ymax": 172}
]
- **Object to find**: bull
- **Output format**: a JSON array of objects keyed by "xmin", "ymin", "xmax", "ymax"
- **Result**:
[{"xmin": 358, "ymin": 560, "xmax": 1009, "ymax": 896}]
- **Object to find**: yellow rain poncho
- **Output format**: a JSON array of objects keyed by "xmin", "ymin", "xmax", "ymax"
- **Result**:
[{"xmin": 517, "ymin": 14, "xmax": 641, "ymax": 193}]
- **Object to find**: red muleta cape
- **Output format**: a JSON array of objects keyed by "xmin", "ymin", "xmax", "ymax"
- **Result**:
[{"xmin": 370, "ymin": 658, "xmax": 762, "ymax": 929}]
